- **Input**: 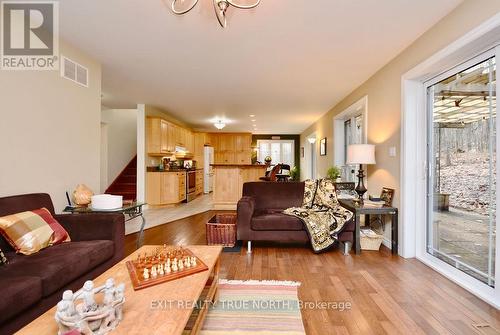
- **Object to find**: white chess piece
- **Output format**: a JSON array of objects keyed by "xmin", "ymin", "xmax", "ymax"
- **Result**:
[
  {"xmin": 158, "ymin": 264, "xmax": 164, "ymax": 275},
  {"xmin": 191, "ymin": 257, "xmax": 197, "ymax": 266},
  {"xmin": 143, "ymin": 268, "xmax": 149, "ymax": 279},
  {"xmin": 178, "ymin": 259, "xmax": 184, "ymax": 270},
  {"xmin": 165, "ymin": 264, "xmax": 171, "ymax": 274},
  {"xmin": 151, "ymin": 265, "xmax": 158, "ymax": 278},
  {"xmin": 184, "ymin": 258, "xmax": 191, "ymax": 268},
  {"xmin": 172, "ymin": 261, "xmax": 178, "ymax": 272}
]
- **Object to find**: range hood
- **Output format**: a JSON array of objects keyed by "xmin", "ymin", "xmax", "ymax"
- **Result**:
[{"xmin": 174, "ymin": 146, "xmax": 193, "ymax": 159}]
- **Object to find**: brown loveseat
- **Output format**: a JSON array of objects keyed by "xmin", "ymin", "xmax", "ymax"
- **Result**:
[
  {"xmin": 0, "ymin": 193, "xmax": 125, "ymax": 335},
  {"xmin": 237, "ymin": 182, "xmax": 354, "ymax": 250}
]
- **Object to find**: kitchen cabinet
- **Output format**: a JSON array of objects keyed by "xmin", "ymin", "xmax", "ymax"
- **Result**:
[
  {"xmin": 212, "ymin": 165, "xmax": 267, "ymax": 209},
  {"xmin": 235, "ymin": 151, "xmax": 251, "ymax": 165},
  {"xmin": 219, "ymin": 134, "xmax": 235, "ymax": 151},
  {"xmin": 195, "ymin": 170, "xmax": 204, "ymax": 195},
  {"xmin": 235, "ymin": 134, "xmax": 251, "ymax": 151},
  {"xmin": 146, "ymin": 117, "xmax": 195, "ymax": 156},
  {"xmin": 146, "ymin": 171, "xmax": 186, "ymax": 205},
  {"xmin": 210, "ymin": 133, "xmax": 252, "ymax": 165},
  {"xmin": 167, "ymin": 122, "xmax": 176, "ymax": 152},
  {"xmin": 193, "ymin": 133, "xmax": 208, "ymax": 168},
  {"xmin": 147, "ymin": 118, "xmax": 170, "ymax": 155},
  {"xmin": 186, "ymin": 131, "xmax": 194, "ymax": 153}
]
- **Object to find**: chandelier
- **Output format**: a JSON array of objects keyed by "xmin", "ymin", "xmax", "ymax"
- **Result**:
[
  {"xmin": 169, "ymin": 0, "xmax": 261, "ymax": 28},
  {"xmin": 213, "ymin": 120, "xmax": 226, "ymax": 129}
]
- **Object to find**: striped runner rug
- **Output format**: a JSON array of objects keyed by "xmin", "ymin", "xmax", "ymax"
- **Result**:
[{"xmin": 201, "ymin": 280, "xmax": 306, "ymax": 335}]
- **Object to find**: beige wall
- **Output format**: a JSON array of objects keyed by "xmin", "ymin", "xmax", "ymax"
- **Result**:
[
  {"xmin": 0, "ymin": 40, "xmax": 102, "ymax": 212},
  {"xmin": 145, "ymin": 105, "xmax": 192, "ymax": 129},
  {"xmin": 301, "ymin": 0, "xmax": 500, "ymax": 221},
  {"xmin": 101, "ymin": 108, "xmax": 137, "ymax": 191}
]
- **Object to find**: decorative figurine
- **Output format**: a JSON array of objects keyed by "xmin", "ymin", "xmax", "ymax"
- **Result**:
[
  {"xmin": 72, "ymin": 184, "xmax": 94, "ymax": 208},
  {"xmin": 74, "ymin": 281, "xmax": 100, "ymax": 312},
  {"xmin": 55, "ymin": 278, "xmax": 125, "ymax": 335}
]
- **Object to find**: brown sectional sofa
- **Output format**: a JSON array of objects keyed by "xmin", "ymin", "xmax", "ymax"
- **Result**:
[
  {"xmin": 0, "ymin": 193, "xmax": 125, "ymax": 335},
  {"xmin": 237, "ymin": 182, "xmax": 354, "ymax": 250}
]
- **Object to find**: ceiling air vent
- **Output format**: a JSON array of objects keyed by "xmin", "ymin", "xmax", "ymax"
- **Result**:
[{"xmin": 61, "ymin": 56, "xmax": 88, "ymax": 87}]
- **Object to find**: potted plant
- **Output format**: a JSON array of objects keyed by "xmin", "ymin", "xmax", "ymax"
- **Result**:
[
  {"xmin": 289, "ymin": 166, "xmax": 300, "ymax": 181},
  {"xmin": 326, "ymin": 166, "xmax": 341, "ymax": 182}
]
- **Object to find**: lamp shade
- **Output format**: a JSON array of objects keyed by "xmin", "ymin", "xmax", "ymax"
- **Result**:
[{"xmin": 346, "ymin": 144, "xmax": 376, "ymax": 165}]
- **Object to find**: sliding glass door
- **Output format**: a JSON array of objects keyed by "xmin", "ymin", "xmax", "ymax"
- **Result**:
[{"xmin": 426, "ymin": 54, "xmax": 497, "ymax": 287}]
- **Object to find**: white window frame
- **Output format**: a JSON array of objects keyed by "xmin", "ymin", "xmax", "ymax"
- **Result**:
[
  {"xmin": 256, "ymin": 139, "xmax": 295, "ymax": 167},
  {"xmin": 401, "ymin": 13, "xmax": 500, "ymax": 308},
  {"xmin": 333, "ymin": 96, "xmax": 368, "ymax": 169}
]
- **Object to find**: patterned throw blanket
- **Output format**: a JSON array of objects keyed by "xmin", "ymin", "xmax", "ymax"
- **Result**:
[{"xmin": 283, "ymin": 179, "xmax": 353, "ymax": 253}]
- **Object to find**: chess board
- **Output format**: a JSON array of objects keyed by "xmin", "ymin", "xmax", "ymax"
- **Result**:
[{"xmin": 126, "ymin": 246, "xmax": 209, "ymax": 290}]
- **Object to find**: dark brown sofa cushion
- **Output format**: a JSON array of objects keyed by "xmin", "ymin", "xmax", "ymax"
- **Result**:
[
  {"xmin": 1, "ymin": 240, "xmax": 114, "ymax": 297},
  {"xmin": 0, "ymin": 276, "xmax": 42, "ymax": 324},
  {"xmin": 251, "ymin": 213, "xmax": 304, "ymax": 231},
  {"xmin": 242, "ymin": 182, "xmax": 305, "ymax": 210}
]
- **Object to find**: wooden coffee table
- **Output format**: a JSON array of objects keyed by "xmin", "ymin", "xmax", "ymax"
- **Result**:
[{"xmin": 16, "ymin": 245, "xmax": 222, "ymax": 335}]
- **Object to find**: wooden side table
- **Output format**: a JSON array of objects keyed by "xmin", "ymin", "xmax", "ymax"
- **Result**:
[{"xmin": 338, "ymin": 199, "xmax": 398, "ymax": 255}]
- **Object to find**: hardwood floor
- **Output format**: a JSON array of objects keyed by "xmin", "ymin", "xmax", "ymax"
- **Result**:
[{"xmin": 125, "ymin": 211, "xmax": 500, "ymax": 335}]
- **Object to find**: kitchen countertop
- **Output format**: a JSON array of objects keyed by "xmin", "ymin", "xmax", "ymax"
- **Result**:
[
  {"xmin": 146, "ymin": 168, "xmax": 202, "ymax": 173},
  {"xmin": 210, "ymin": 164, "xmax": 267, "ymax": 168}
]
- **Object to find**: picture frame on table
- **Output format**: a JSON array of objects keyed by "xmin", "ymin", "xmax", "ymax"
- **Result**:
[{"xmin": 320, "ymin": 138, "xmax": 327, "ymax": 156}]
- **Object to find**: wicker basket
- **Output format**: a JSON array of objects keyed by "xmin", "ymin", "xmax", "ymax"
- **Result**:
[
  {"xmin": 360, "ymin": 229, "xmax": 383, "ymax": 251},
  {"xmin": 206, "ymin": 214, "xmax": 237, "ymax": 247}
]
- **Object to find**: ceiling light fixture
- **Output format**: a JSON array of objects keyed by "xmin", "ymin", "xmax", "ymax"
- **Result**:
[
  {"xmin": 307, "ymin": 137, "xmax": 317, "ymax": 144},
  {"xmin": 214, "ymin": 120, "xmax": 226, "ymax": 130},
  {"xmin": 249, "ymin": 114, "xmax": 255, "ymax": 117},
  {"xmin": 170, "ymin": 0, "xmax": 260, "ymax": 28}
]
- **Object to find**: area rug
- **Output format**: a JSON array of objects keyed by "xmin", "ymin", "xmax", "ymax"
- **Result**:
[{"xmin": 201, "ymin": 280, "xmax": 306, "ymax": 335}]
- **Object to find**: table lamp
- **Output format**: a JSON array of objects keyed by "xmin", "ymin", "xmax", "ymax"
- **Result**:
[{"xmin": 346, "ymin": 144, "xmax": 376, "ymax": 200}]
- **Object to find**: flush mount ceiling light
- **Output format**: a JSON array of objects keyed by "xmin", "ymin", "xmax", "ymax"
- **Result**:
[
  {"xmin": 169, "ymin": 0, "xmax": 261, "ymax": 28},
  {"xmin": 214, "ymin": 120, "xmax": 226, "ymax": 130}
]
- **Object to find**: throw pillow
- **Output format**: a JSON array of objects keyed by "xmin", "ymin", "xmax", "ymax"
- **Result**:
[
  {"xmin": 313, "ymin": 179, "xmax": 339, "ymax": 209},
  {"xmin": 302, "ymin": 179, "xmax": 318, "ymax": 208},
  {"xmin": 0, "ymin": 247, "xmax": 8, "ymax": 265},
  {"xmin": 0, "ymin": 208, "xmax": 70, "ymax": 255}
]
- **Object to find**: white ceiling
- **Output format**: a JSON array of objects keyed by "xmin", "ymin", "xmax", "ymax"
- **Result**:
[{"xmin": 58, "ymin": 0, "xmax": 462, "ymax": 134}]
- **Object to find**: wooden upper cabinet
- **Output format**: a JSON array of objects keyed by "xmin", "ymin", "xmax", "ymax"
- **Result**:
[
  {"xmin": 146, "ymin": 118, "xmax": 161, "ymax": 154},
  {"xmin": 209, "ymin": 133, "xmax": 219, "ymax": 150},
  {"xmin": 167, "ymin": 123, "xmax": 176, "ymax": 152},
  {"xmin": 235, "ymin": 134, "xmax": 252, "ymax": 151},
  {"xmin": 146, "ymin": 117, "xmax": 196, "ymax": 155},
  {"xmin": 160, "ymin": 120, "xmax": 169, "ymax": 153},
  {"xmin": 186, "ymin": 131, "xmax": 194, "ymax": 153},
  {"xmin": 219, "ymin": 134, "xmax": 235, "ymax": 151},
  {"xmin": 147, "ymin": 118, "xmax": 170, "ymax": 155},
  {"xmin": 235, "ymin": 151, "xmax": 251, "ymax": 164}
]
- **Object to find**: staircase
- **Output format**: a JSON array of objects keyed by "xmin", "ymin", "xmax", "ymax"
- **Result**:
[{"xmin": 105, "ymin": 156, "xmax": 137, "ymax": 201}]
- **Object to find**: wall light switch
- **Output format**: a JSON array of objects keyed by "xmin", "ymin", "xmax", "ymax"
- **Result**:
[{"xmin": 389, "ymin": 146, "xmax": 397, "ymax": 157}]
